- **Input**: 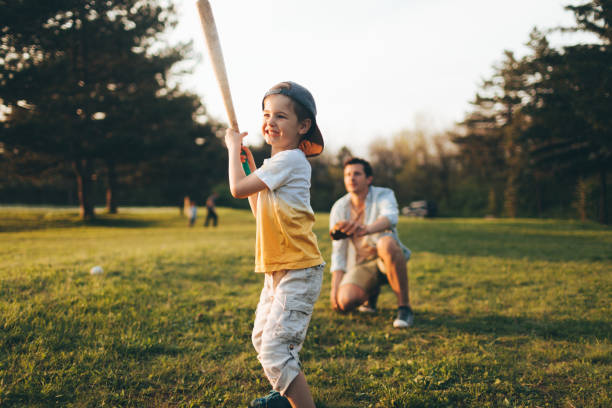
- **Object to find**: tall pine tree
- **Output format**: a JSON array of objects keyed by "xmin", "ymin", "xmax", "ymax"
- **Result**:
[{"xmin": 523, "ymin": 1, "xmax": 612, "ymax": 223}]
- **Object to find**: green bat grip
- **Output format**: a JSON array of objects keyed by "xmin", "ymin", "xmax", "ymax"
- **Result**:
[{"xmin": 240, "ymin": 147, "xmax": 251, "ymax": 175}]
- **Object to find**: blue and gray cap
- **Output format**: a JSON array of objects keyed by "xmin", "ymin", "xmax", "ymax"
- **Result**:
[{"xmin": 262, "ymin": 81, "xmax": 324, "ymax": 157}]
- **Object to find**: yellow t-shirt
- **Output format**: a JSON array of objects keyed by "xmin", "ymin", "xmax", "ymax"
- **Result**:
[{"xmin": 253, "ymin": 149, "xmax": 324, "ymax": 272}]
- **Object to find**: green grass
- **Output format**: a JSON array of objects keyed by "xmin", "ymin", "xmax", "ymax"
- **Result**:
[{"xmin": 1, "ymin": 207, "xmax": 610, "ymax": 407}]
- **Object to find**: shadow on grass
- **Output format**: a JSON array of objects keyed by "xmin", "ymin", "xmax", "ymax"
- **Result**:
[
  {"xmin": 83, "ymin": 217, "xmax": 162, "ymax": 228},
  {"xmin": 414, "ymin": 310, "xmax": 612, "ymax": 342},
  {"xmin": 0, "ymin": 214, "xmax": 165, "ymax": 232},
  {"xmin": 399, "ymin": 220, "xmax": 612, "ymax": 263}
]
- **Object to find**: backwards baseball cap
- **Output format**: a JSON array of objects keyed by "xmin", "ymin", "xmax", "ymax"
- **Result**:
[{"xmin": 262, "ymin": 81, "xmax": 324, "ymax": 157}]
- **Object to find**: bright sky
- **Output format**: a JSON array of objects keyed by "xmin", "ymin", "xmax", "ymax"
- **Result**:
[{"xmin": 169, "ymin": 0, "xmax": 585, "ymax": 157}]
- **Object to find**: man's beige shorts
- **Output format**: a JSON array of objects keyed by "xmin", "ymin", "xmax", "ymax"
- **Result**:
[{"xmin": 340, "ymin": 258, "xmax": 387, "ymax": 295}]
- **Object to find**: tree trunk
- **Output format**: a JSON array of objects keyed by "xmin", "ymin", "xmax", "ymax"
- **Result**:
[
  {"xmin": 534, "ymin": 173, "xmax": 543, "ymax": 218},
  {"xmin": 435, "ymin": 139, "xmax": 452, "ymax": 208},
  {"xmin": 575, "ymin": 178, "xmax": 587, "ymax": 223},
  {"xmin": 503, "ymin": 136, "xmax": 519, "ymax": 218},
  {"xmin": 73, "ymin": 158, "xmax": 95, "ymax": 220},
  {"xmin": 486, "ymin": 187, "xmax": 497, "ymax": 217},
  {"xmin": 70, "ymin": 8, "xmax": 94, "ymax": 221},
  {"xmin": 504, "ymin": 173, "xmax": 518, "ymax": 218},
  {"xmin": 600, "ymin": 169, "xmax": 608, "ymax": 225},
  {"xmin": 105, "ymin": 160, "xmax": 118, "ymax": 214}
]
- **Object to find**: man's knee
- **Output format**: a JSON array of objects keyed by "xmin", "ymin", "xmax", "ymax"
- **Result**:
[
  {"xmin": 337, "ymin": 284, "xmax": 367, "ymax": 312},
  {"xmin": 377, "ymin": 235, "xmax": 403, "ymax": 261}
]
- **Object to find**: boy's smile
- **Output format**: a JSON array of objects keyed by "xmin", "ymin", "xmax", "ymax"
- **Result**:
[{"xmin": 262, "ymin": 94, "xmax": 309, "ymax": 155}]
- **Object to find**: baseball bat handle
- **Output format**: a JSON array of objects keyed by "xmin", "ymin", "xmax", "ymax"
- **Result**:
[{"xmin": 240, "ymin": 148, "xmax": 251, "ymax": 175}]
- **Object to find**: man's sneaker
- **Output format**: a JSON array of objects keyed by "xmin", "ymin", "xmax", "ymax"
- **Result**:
[
  {"xmin": 357, "ymin": 303, "xmax": 377, "ymax": 313},
  {"xmin": 357, "ymin": 287, "xmax": 380, "ymax": 313},
  {"xmin": 393, "ymin": 306, "xmax": 414, "ymax": 328},
  {"xmin": 248, "ymin": 390, "xmax": 291, "ymax": 408}
]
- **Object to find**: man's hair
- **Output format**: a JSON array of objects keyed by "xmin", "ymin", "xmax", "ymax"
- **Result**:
[{"xmin": 343, "ymin": 157, "xmax": 373, "ymax": 178}]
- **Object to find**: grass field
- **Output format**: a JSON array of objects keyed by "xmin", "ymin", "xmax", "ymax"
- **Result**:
[{"xmin": 1, "ymin": 206, "xmax": 610, "ymax": 407}]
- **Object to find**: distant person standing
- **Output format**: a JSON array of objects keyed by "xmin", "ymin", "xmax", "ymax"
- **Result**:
[
  {"xmin": 204, "ymin": 192, "xmax": 219, "ymax": 227},
  {"xmin": 183, "ymin": 196, "xmax": 191, "ymax": 216},
  {"xmin": 188, "ymin": 200, "xmax": 197, "ymax": 227}
]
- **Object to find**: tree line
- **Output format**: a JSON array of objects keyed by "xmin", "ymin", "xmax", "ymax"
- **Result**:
[
  {"xmin": 451, "ymin": 1, "xmax": 611, "ymax": 224},
  {"xmin": 0, "ymin": 0, "xmax": 226, "ymax": 219},
  {"xmin": 1, "ymin": 1, "xmax": 610, "ymax": 224},
  {"xmin": 310, "ymin": 1, "xmax": 611, "ymax": 224}
]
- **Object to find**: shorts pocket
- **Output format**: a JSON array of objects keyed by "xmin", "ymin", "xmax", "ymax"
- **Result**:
[{"xmin": 274, "ymin": 299, "xmax": 313, "ymax": 343}]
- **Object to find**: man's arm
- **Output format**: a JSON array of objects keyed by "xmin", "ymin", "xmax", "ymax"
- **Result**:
[
  {"xmin": 330, "ymin": 269, "xmax": 345, "ymax": 310},
  {"xmin": 329, "ymin": 200, "xmax": 349, "ymax": 310},
  {"xmin": 376, "ymin": 188, "xmax": 400, "ymax": 228},
  {"xmin": 344, "ymin": 188, "xmax": 398, "ymax": 236},
  {"xmin": 332, "ymin": 214, "xmax": 392, "ymax": 237},
  {"xmin": 329, "ymin": 205, "xmax": 349, "ymax": 262},
  {"xmin": 363, "ymin": 216, "xmax": 391, "ymax": 235}
]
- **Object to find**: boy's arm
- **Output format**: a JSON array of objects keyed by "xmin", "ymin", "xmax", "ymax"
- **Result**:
[
  {"xmin": 242, "ymin": 146, "xmax": 258, "ymax": 217},
  {"xmin": 225, "ymin": 129, "xmax": 267, "ymax": 205}
]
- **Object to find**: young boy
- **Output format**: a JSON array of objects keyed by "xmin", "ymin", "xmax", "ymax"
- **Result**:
[{"xmin": 224, "ymin": 81, "xmax": 325, "ymax": 408}]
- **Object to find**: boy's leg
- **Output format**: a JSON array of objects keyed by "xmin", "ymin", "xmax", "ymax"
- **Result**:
[
  {"xmin": 285, "ymin": 371, "xmax": 315, "ymax": 408},
  {"xmin": 258, "ymin": 266, "xmax": 323, "ymax": 401},
  {"xmin": 252, "ymin": 273, "xmax": 274, "ymax": 356}
]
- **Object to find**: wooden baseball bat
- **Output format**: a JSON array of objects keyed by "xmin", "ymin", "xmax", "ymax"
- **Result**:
[
  {"xmin": 196, "ymin": 0, "xmax": 239, "ymax": 131},
  {"xmin": 196, "ymin": 0, "xmax": 251, "ymax": 174}
]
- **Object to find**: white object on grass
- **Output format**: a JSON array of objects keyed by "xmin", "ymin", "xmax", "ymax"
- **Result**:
[{"xmin": 90, "ymin": 265, "xmax": 104, "ymax": 275}]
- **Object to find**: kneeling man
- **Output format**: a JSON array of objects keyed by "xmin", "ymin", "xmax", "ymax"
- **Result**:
[{"xmin": 329, "ymin": 157, "xmax": 413, "ymax": 328}]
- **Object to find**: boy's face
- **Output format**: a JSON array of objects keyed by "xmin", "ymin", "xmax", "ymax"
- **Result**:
[
  {"xmin": 262, "ymin": 94, "xmax": 310, "ymax": 153},
  {"xmin": 344, "ymin": 163, "xmax": 372, "ymax": 195}
]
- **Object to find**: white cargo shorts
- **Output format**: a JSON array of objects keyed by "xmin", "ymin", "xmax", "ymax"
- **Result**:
[{"xmin": 251, "ymin": 264, "xmax": 324, "ymax": 395}]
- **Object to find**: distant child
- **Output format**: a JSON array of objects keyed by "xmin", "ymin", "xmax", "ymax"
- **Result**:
[
  {"xmin": 224, "ymin": 81, "xmax": 325, "ymax": 408},
  {"xmin": 188, "ymin": 200, "xmax": 197, "ymax": 227}
]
